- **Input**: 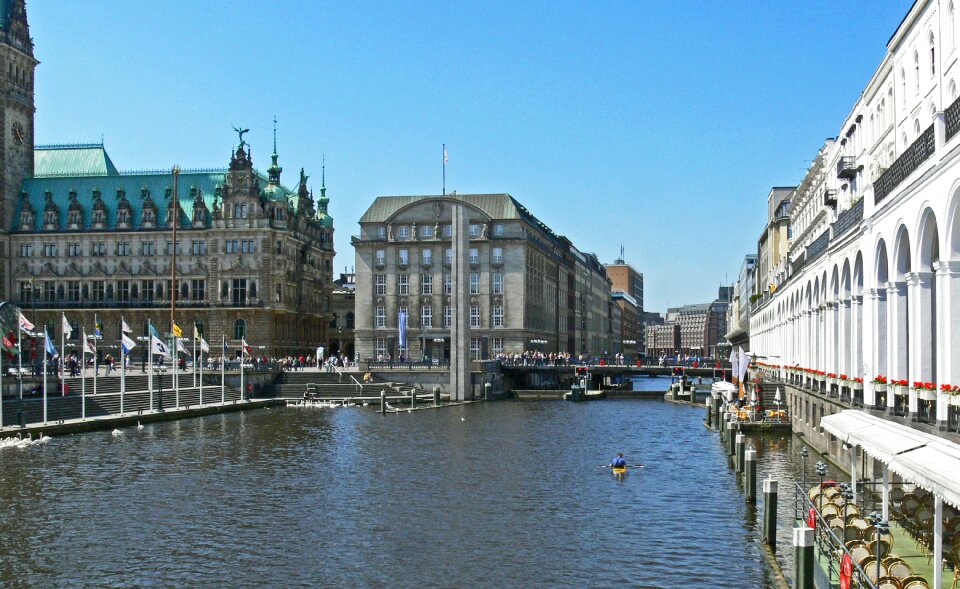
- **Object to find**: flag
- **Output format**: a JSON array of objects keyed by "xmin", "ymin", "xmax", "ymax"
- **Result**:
[
  {"xmin": 83, "ymin": 330, "xmax": 96, "ymax": 355},
  {"xmin": 172, "ymin": 323, "xmax": 183, "ymax": 338},
  {"xmin": 151, "ymin": 335, "xmax": 170, "ymax": 358},
  {"xmin": 2, "ymin": 332, "xmax": 18, "ymax": 354},
  {"xmin": 121, "ymin": 318, "xmax": 132, "ymax": 334},
  {"xmin": 193, "ymin": 324, "xmax": 200, "ymax": 341},
  {"xmin": 737, "ymin": 347, "xmax": 749, "ymax": 383},
  {"xmin": 44, "ymin": 328, "xmax": 58, "ymax": 358},
  {"xmin": 61, "ymin": 314, "xmax": 72, "ymax": 339},
  {"xmin": 18, "ymin": 312, "xmax": 33, "ymax": 332},
  {"xmin": 149, "ymin": 322, "xmax": 162, "ymax": 340},
  {"xmin": 443, "ymin": 145, "xmax": 448, "ymax": 165},
  {"xmin": 121, "ymin": 333, "xmax": 136, "ymax": 354},
  {"xmin": 200, "ymin": 337, "xmax": 210, "ymax": 354},
  {"xmin": 176, "ymin": 338, "xmax": 188, "ymax": 354},
  {"xmin": 94, "ymin": 315, "xmax": 103, "ymax": 338},
  {"xmin": 241, "ymin": 338, "xmax": 251, "ymax": 356},
  {"xmin": 398, "ymin": 310, "xmax": 407, "ymax": 348}
]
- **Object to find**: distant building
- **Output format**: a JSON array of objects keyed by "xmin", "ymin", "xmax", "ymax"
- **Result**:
[
  {"xmin": 610, "ymin": 290, "xmax": 639, "ymax": 360},
  {"xmin": 646, "ymin": 287, "xmax": 731, "ymax": 359},
  {"xmin": 352, "ymin": 193, "xmax": 612, "ymax": 362},
  {"xmin": 330, "ymin": 271, "xmax": 355, "ymax": 360},
  {"xmin": 605, "ymin": 257, "xmax": 644, "ymax": 357},
  {"xmin": 645, "ymin": 323, "xmax": 679, "ymax": 359}
]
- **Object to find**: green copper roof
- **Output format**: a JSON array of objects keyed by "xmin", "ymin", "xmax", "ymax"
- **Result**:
[{"xmin": 35, "ymin": 144, "xmax": 120, "ymax": 177}]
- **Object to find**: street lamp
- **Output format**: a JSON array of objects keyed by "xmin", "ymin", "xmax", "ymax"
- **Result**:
[
  {"xmin": 815, "ymin": 460, "xmax": 827, "ymax": 515},
  {"xmin": 800, "ymin": 446, "xmax": 809, "ymax": 492},
  {"xmin": 839, "ymin": 483, "xmax": 853, "ymax": 543},
  {"xmin": 866, "ymin": 511, "xmax": 888, "ymax": 584}
]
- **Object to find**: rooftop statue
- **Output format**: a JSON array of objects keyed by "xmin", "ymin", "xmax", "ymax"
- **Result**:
[{"xmin": 233, "ymin": 125, "xmax": 250, "ymax": 148}]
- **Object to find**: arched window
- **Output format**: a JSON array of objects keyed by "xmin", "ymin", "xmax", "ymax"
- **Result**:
[
  {"xmin": 930, "ymin": 32, "xmax": 937, "ymax": 75},
  {"xmin": 234, "ymin": 319, "xmax": 246, "ymax": 340},
  {"xmin": 914, "ymin": 119, "xmax": 921, "ymax": 137},
  {"xmin": 951, "ymin": 2, "xmax": 957, "ymax": 50},
  {"xmin": 346, "ymin": 312, "xmax": 355, "ymax": 329},
  {"xmin": 901, "ymin": 67, "xmax": 907, "ymax": 103},
  {"xmin": 914, "ymin": 50, "xmax": 920, "ymax": 93}
]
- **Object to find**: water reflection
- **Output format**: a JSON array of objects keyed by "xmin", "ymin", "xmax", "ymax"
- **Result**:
[{"xmin": 0, "ymin": 388, "xmax": 819, "ymax": 588}]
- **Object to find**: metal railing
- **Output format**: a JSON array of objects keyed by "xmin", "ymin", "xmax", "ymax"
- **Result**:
[
  {"xmin": 874, "ymin": 124, "xmax": 935, "ymax": 204},
  {"xmin": 946, "ymin": 94, "xmax": 960, "ymax": 141},
  {"xmin": 832, "ymin": 198, "xmax": 864, "ymax": 240},
  {"xmin": 793, "ymin": 482, "xmax": 878, "ymax": 589}
]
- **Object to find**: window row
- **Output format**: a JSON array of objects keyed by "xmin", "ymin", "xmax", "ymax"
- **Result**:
[
  {"xmin": 375, "ymin": 247, "xmax": 503, "ymax": 266},
  {"xmin": 21, "ymin": 240, "xmax": 211, "ymax": 258},
  {"xmin": 18, "ymin": 279, "xmax": 208, "ymax": 303},
  {"xmin": 374, "ymin": 304, "xmax": 505, "ymax": 328},
  {"xmin": 375, "ymin": 272, "xmax": 505, "ymax": 295},
  {"xmin": 376, "ymin": 223, "xmax": 506, "ymax": 240},
  {"xmin": 373, "ymin": 336, "xmax": 501, "ymax": 360}
]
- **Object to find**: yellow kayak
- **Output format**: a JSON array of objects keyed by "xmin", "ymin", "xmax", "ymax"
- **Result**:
[{"xmin": 612, "ymin": 466, "xmax": 627, "ymax": 475}]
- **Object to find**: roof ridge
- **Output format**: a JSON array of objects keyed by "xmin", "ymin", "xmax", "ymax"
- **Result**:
[{"xmin": 36, "ymin": 142, "xmax": 105, "ymax": 150}]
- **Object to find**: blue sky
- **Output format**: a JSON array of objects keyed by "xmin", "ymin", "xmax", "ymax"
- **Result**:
[{"xmin": 30, "ymin": 1, "xmax": 908, "ymax": 313}]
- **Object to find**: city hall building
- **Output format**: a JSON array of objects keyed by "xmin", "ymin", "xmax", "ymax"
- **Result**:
[
  {"xmin": 0, "ymin": 1, "xmax": 335, "ymax": 357},
  {"xmin": 352, "ymin": 193, "xmax": 612, "ymax": 362}
]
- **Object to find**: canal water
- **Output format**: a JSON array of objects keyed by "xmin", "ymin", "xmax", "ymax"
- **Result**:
[{"xmin": 0, "ymin": 379, "xmax": 837, "ymax": 588}]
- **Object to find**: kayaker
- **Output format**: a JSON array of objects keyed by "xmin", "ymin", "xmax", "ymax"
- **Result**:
[{"xmin": 610, "ymin": 453, "xmax": 627, "ymax": 468}]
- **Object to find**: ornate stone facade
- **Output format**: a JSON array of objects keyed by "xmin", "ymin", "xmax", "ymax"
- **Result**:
[{"xmin": 1, "ymin": 2, "xmax": 335, "ymax": 357}]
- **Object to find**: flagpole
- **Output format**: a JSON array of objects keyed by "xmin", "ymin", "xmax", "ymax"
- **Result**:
[
  {"xmin": 240, "ymin": 341, "xmax": 244, "ymax": 403},
  {"xmin": 199, "ymin": 343, "xmax": 203, "ymax": 406},
  {"xmin": 193, "ymin": 329, "xmax": 197, "ymax": 388},
  {"xmin": 119, "ymin": 317, "xmax": 125, "ymax": 415},
  {"xmin": 173, "ymin": 334, "xmax": 179, "ymax": 409},
  {"xmin": 42, "ymin": 330, "xmax": 47, "ymax": 424},
  {"xmin": 221, "ymin": 335, "xmax": 225, "ymax": 404},
  {"xmin": 442, "ymin": 143, "xmax": 446, "ymax": 196},
  {"xmin": 17, "ymin": 322, "xmax": 22, "ymax": 399},
  {"xmin": 60, "ymin": 313, "xmax": 66, "ymax": 397},
  {"xmin": 81, "ymin": 330, "xmax": 86, "ymax": 415},
  {"xmin": 170, "ymin": 166, "xmax": 180, "ymax": 408},
  {"xmin": 0, "ymin": 343, "xmax": 4, "ymax": 430},
  {"xmin": 148, "ymin": 318, "xmax": 154, "ymax": 412},
  {"xmin": 81, "ymin": 331, "xmax": 86, "ymax": 420}
]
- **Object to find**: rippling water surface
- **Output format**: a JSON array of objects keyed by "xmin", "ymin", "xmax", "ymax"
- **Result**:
[{"xmin": 0, "ymin": 387, "xmax": 807, "ymax": 588}]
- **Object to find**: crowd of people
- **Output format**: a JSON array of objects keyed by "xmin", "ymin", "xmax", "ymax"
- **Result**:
[{"xmin": 496, "ymin": 351, "xmax": 631, "ymax": 366}]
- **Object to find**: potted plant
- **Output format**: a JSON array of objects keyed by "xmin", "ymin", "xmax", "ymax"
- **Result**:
[
  {"xmin": 913, "ymin": 381, "xmax": 937, "ymax": 401},
  {"xmin": 827, "ymin": 372, "xmax": 838, "ymax": 386},
  {"xmin": 872, "ymin": 375, "xmax": 887, "ymax": 393},
  {"xmin": 851, "ymin": 377, "xmax": 864, "ymax": 391},
  {"xmin": 891, "ymin": 379, "xmax": 908, "ymax": 396}
]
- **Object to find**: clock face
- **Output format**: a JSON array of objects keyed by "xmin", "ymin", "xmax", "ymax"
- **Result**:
[{"xmin": 11, "ymin": 122, "xmax": 24, "ymax": 146}]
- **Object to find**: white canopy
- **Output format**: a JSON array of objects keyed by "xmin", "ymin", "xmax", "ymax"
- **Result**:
[
  {"xmin": 821, "ymin": 410, "xmax": 960, "ymax": 509},
  {"xmin": 711, "ymin": 381, "xmax": 737, "ymax": 401}
]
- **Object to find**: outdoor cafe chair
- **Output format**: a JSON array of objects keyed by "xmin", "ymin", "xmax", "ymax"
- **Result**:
[
  {"xmin": 868, "ymin": 538, "xmax": 893, "ymax": 560},
  {"xmin": 899, "ymin": 575, "xmax": 931, "ymax": 589},
  {"xmin": 861, "ymin": 556, "xmax": 888, "ymax": 584},
  {"xmin": 876, "ymin": 576, "xmax": 902, "ymax": 589},
  {"xmin": 847, "ymin": 540, "xmax": 871, "ymax": 564},
  {"xmin": 883, "ymin": 557, "xmax": 913, "ymax": 580}
]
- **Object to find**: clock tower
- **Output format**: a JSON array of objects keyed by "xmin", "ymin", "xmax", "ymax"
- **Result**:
[{"xmin": 0, "ymin": 0, "xmax": 36, "ymax": 298}]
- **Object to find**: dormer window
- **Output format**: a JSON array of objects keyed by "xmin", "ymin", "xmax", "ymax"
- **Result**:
[{"xmin": 117, "ymin": 208, "xmax": 130, "ymax": 224}]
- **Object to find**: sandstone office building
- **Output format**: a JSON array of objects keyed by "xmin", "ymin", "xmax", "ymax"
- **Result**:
[{"xmin": 353, "ymin": 194, "xmax": 612, "ymax": 362}]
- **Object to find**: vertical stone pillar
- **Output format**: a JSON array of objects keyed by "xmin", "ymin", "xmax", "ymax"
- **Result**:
[
  {"xmin": 838, "ymin": 298, "xmax": 850, "ymax": 380},
  {"xmin": 865, "ymin": 288, "xmax": 886, "ymax": 408},
  {"xmin": 824, "ymin": 301, "xmax": 836, "ymax": 380},
  {"xmin": 744, "ymin": 449, "xmax": 757, "ymax": 503},
  {"xmin": 907, "ymin": 272, "xmax": 934, "ymax": 419},
  {"xmin": 793, "ymin": 527, "xmax": 815, "ymax": 589},
  {"xmin": 449, "ymin": 203, "xmax": 471, "ymax": 400},
  {"xmin": 850, "ymin": 295, "xmax": 863, "ymax": 397},
  {"xmin": 762, "ymin": 479, "xmax": 778, "ymax": 553},
  {"xmin": 934, "ymin": 261, "xmax": 960, "ymax": 426},
  {"xmin": 886, "ymin": 282, "xmax": 908, "ymax": 411}
]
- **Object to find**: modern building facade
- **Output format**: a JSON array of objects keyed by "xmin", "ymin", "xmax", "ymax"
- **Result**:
[
  {"xmin": 0, "ymin": 3, "xmax": 335, "ymax": 357},
  {"xmin": 353, "ymin": 193, "xmax": 612, "ymax": 362},
  {"xmin": 747, "ymin": 0, "xmax": 960, "ymax": 429},
  {"xmin": 605, "ymin": 257, "xmax": 644, "ymax": 357},
  {"xmin": 330, "ymin": 271, "xmax": 356, "ymax": 360}
]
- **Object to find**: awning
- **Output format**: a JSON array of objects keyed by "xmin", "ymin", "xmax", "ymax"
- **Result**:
[
  {"xmin": 712, "ymin": 381, "xmax": 737, "ymax": 401},
  {"xmin": 821, "ymin": 410, "xmax": 960, "ymax": 509}
]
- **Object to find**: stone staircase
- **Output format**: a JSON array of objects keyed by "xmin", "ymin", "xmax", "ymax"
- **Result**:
[{"xmin": 265, "ymin": 371, "xmax": 415, "ymax": 399}]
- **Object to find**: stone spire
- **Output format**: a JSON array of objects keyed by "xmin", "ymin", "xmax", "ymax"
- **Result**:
[
  {"xmin": 317, "ymin": 154, "xmax": 329, "ymax": 213},
  {"xmin": 267, "ymin": 115, "xmax": 282, "ymax": 185}
]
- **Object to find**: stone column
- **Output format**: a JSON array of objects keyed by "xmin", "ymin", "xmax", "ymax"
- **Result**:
[
  {"xmin": 865, "ymin": 288, "xmax": 886, "ymax": 407},
  {"xmin": 934, "ymin": 261, "xmax": 960, "ymax": 426},
  {"xmin": 887, "ymin": 281, "xmax": 908, "ymax": 412},
  {"xmin": 449, "ymin": 203, "xmax": 471, "ymax": 400},
  {"xmin": 837, "ymin": 299, "xmax": 849, "ymax": 379},
  {"xmin": 850, "ymin": 295, "xmax": 862, "ymax": 380},
  {"xmin": 907, "ymin": 272, "xmax": 934, "ymax": 419}
]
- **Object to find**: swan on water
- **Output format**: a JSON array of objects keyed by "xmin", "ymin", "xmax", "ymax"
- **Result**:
[
  {"xmin": 137, "ymin": 421, "xmax": 144, "ymax": 430},
  {"xmin": 111, "ymin": 429, "xmax": 122, "ymax": 436},
  {"xmin": 461, "ymin": 417, "xmax": 466, "ymax": 422}
]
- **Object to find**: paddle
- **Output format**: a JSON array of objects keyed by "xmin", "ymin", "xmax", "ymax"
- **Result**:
[{"xmin": 599, "ymin": 464, "xmax": 644, "ymax": 468}]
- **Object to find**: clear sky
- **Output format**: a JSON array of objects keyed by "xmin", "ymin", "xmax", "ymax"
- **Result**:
[{"xmin": 30, "ymin": 1, "xmax": 908, "ymax": 313}]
